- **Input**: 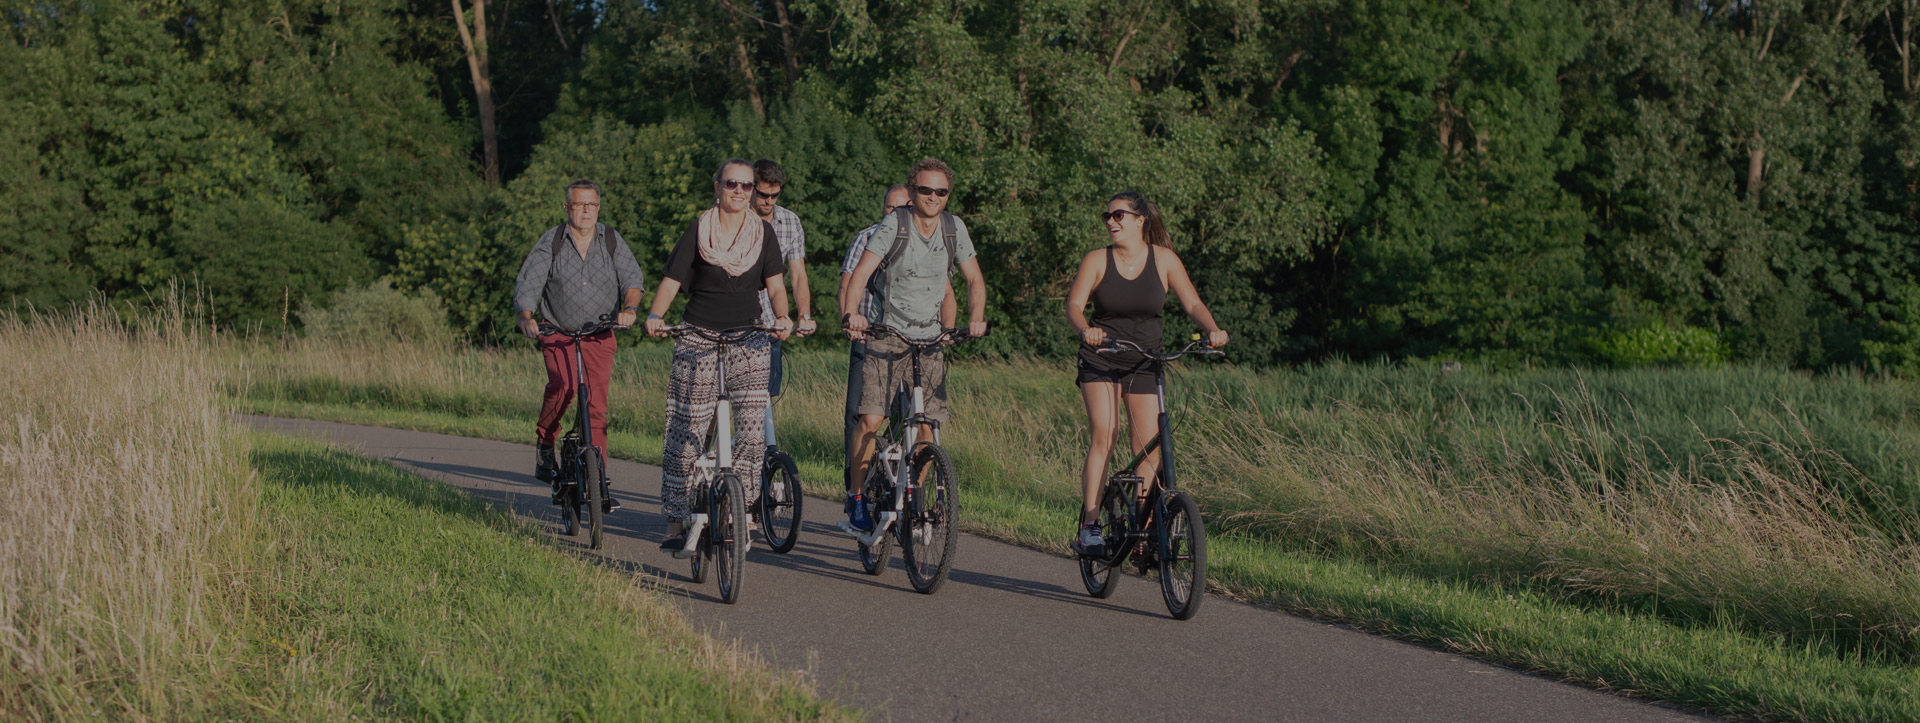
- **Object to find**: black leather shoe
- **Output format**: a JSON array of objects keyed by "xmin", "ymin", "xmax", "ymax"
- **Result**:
[{"xmin": 534, "ymin": 444, "xmax": 558, "ymax": 481}]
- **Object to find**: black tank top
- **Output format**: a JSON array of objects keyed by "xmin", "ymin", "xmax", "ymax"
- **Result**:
[{"xmin": 1079, "ymin": 245, "xmax": 1166, "ymax": 368}]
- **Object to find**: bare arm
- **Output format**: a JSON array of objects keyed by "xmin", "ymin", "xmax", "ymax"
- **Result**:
[
  {"xmin": 1161, "ymin": 248, "xmax": 1228, "ymax": 346},
  {"xmin": 644, "ymin": 278, "xmax": 681, "ymax": 336},
  {"xmin": 786, "ymin": 258, "xmax": 813, "ymax": 333},
  {"xmin": 1064, "ymin": 250, "xmax": 1105, "ymax": 345},
  {"xmin": 841, "ymin": 250, "xmax": 883, "ymax": 339},
  {"xmin": 958, "ymin": 257, "xmax": 989, "ymax": 336},
  {"xmin": 764, "ymin": 273, "xmax": 793, "ymax": 340},
  {"xmin": 941, "ymin": 280, "xmax": 958, "ymax": 328}
]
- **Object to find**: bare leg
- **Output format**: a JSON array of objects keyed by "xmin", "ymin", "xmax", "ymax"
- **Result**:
[
  {"xmin": 1079, "ymin": 381, "xmax": 1121, "ymax": 525},
  {"xmin": 1123, "ymin": 391, "xmax": 1162, "ymax": 500},
  {"xmin": 850, "ymin": 413, "xmax": 886, "ymax": 493}
]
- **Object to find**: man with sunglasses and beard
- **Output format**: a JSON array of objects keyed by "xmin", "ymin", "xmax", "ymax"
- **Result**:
[{"xmin": 840, "ymin": 158, "xmax": 991, "ymax": 533}]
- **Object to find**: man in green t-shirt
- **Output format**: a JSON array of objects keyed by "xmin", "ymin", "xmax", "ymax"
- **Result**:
[{"xmin": 840, "ymin": 157, "xmax": 991, "ymax": 532}]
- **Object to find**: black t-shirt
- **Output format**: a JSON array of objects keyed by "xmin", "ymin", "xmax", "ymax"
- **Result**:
[{"xmin": 662, "ymin": 218, "xmax": 784, "ymax": 330}]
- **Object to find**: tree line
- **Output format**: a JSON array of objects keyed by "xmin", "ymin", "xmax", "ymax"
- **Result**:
[{"xmin": 4, "ymin": 0, "xmax": 1917, "ymax": 370}]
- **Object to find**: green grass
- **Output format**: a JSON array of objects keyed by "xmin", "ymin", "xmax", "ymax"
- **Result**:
[
  {"xmin": 227, "ymin": 338, "xmax": 1920, "ymax": 721},
  {"xmin": 237, "ymin": 432, "xmax": 848, "ymax": 720}
]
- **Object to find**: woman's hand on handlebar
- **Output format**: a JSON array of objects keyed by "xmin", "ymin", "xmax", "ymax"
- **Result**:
[
  {"xmin": 1206, "ymin": 329, "xmax": 1230, "ymax": 348},
  {"xmin": 645, "ymin": 316, "xmax": 668, "ymax": 337},
  {"xmin": 773, "ymin": 316, "xmax": 794, "ymax": 341},
  {"xmin": 968, "ymin": 320, "xmax": 989, "ymax": 339},
  {"xmin": 1080, "ymin": 326, "xmax": 1107, "ymax": 347}
]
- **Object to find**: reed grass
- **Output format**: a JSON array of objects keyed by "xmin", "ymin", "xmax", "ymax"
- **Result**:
[{"xmin": 0, "ymin": 300, "xmax": 252, "ymax": 717}]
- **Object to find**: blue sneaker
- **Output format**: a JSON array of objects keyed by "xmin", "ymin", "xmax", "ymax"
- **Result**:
[{"xmin": 847, "ymin": 494, "xmax": 874, "ymax": 532}]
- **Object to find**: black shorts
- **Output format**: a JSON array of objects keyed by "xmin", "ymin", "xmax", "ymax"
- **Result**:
[{"xmin": 1076, "ymin": 354, "xmax": 1157, "ymax": 395}]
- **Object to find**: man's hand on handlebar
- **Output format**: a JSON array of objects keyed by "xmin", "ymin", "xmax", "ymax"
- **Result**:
[
  {"xmin": 843, "ymin": 312, "xmax": 870, "ymax": 342},
  {"xmin": 517, "ymin": 316, "xmax": 540, "ymax": 339}
]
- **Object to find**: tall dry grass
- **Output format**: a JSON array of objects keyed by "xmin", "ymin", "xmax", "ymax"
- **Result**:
[{"xmin": 0, "ymin": 300, "xmax": 253, "ymax": 717}]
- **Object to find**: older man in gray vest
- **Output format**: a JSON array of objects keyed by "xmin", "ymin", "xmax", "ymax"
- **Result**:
[{"xmin": 512, "ymin": 179, "xmax": 646, "ymax": 512}]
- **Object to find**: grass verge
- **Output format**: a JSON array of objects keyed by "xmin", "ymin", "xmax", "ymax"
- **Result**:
[
  {"xmin": 233, "ymin": 348, "xmax": 1920, "ymax": 721},
  {"xmin": 238, "ymin": 432, "xmax": 847, "ymax": 720}
]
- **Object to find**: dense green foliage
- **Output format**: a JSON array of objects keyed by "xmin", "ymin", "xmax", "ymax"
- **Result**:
[{"xmin": 5, "ymin": 0, "xmax": 1918, "ymax": 367}]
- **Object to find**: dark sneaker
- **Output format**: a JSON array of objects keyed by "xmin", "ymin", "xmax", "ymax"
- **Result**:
[
  {"xmin": 602, "ymin": 489, "xmax": 621, "ymax": 513},
  {"xmin": 847, "ymin": 494, "xmax": 874, "ymax": 532},
  {"xmin": 1071, "ymin": 524, "xmax": 1106, "ymax": 558},
  {"xmin": 534, "ymin": 444, "xmax": 558, "ymax": 481}
]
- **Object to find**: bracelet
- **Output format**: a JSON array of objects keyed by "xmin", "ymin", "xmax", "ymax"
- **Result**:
[{"xmin": 646, "ymin": 314, "xmax": 662, "ymax": 320}]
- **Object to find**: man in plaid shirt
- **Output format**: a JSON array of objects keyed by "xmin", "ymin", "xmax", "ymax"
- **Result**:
[
  {"xmin": 750, "ymin": 160, "xmax": 816, "ymax": 452},
  {"xmin": 835, "ymin": 184, "xmax": 954, "ymax": 496},
  {"xmin": 512, "ymin": 179, "xmax": 646, "ymax": 510}
]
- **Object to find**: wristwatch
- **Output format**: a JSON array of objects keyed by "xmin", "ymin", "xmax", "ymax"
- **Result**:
[{"xmin": 621, "ymin": 305, "xmax": 639, "ymax": 314}]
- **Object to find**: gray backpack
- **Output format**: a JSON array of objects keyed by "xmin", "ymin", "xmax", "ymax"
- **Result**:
[{"xmin": 867, "ymin": 207, "xmax": 957, "ymax": 324}]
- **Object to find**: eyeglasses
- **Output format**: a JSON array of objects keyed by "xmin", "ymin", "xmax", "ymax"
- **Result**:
[
  {"xmin": 753, "ymin": 188, "xmax": 782, "ymax": 201},
  {"xmin": 913, "ymin": 186, "xmax": 951, "ymax": 198},
  {"xmin": 567, "ymin": 202, "xmax": 600, "ymax": 210},
  {"xmin": 719, "ymin": 179, "xmax": 754, "ymax": 191},
  {"xmin": 1100, "ymin": 209, "xmax": 1142, "ymax": 222}
]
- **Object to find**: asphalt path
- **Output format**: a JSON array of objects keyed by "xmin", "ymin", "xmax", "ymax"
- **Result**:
[{"xmin": 246, "ymin": 416, "xmax": 1705, "ymax": 722}]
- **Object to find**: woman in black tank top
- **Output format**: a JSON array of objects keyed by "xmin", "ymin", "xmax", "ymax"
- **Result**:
[{"xmin": 1062, "ymin": 192, "xmax": 1230, "ymax": 556}]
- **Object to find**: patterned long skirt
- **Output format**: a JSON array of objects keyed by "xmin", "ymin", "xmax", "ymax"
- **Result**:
[{"xmin": 659, "ymin": 331, "xmax": 770, "ymax": 522}]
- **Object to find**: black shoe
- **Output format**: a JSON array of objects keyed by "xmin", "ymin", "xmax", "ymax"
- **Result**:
[
  {"xmin": 535, "ymin": 444, "xmax": 558, "ymax": 481},
  {"xmin": 602, "ymin": 487, "xmax": 622, "ymax": 513}
]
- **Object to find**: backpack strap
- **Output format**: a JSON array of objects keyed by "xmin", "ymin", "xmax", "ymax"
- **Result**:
[
  {"xmin": 941, "ymin": 212, "xmax": 958, "ymax": 276},
  {"xmin": 878, "ymin": 206, "xmax": 914, "ymax": 272},
  {"xmin": 550, "ymin": 224, "xmax": 616, "ymax": 267}
]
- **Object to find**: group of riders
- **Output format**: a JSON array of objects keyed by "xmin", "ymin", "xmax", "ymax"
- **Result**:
[{"xmin": 510, "ymin": 156, "xmax": 1230, "ymax": 563}]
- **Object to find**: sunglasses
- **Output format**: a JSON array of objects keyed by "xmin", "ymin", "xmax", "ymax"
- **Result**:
[
  {"xmin": 913, "ymin": 186, "xmax": 951, "ymax": 198},
  {"xmin": 753, "ymin": 188, "xmax": 781, "ymax": 201},
  {"xmin": 566, "ymin": 202, "xmax": 601, "ymax": 210},
  {"xmin": 719, "ymin": 179, "xmax": 754, "ymax": 191},
  {"xmin": 1101, "ymin": 209, "xmax": 1143, "ymax": 222}
]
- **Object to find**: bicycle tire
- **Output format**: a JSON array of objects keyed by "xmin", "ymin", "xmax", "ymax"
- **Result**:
[
  {"xmin": 901, "ymin": 444, "xmax": 959, "ymax": 594},
  {"xmin": 584, "ymin": 449, "xmax": 605, "ymax": 550},
  {"xmin": 760, "ymin": 451, "xmax": 803, "ymax": 553},
  {"xmin": 1158, "ymin": 490, "xmax": 1207, "ymax": 620},
  {"xmin": 856, "ymin": 474, "xmax": 893, "ymax": 575},
  {"xmin": 560, "ymin": 485, "xmax": 581, "ymax": 537},
  {"xmin": 714, "ymin": 474, "xmax": 747, "ymax": 604},
  {"xmin": 1079, "ymin": 486, "xmax": 1127, "ymax": 598},
  {"xmin": 690, "ymin": 480, "xmax": 711, "ymax": 584}
]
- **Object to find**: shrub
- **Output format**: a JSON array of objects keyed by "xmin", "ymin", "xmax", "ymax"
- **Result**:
[
  {"xmin": 1594, "ymin": 322, "xmax": 1729, "ymax": 368},
  {"xmin": 302, "ymin": 277, "xmax": 452, "ymax": 345},
  {"xmin": 1863, "ymin": 283, "xmax": 1920, "ymax": 379}
]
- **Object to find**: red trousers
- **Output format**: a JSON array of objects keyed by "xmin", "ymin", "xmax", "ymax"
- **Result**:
[{"xmin": 537, "ymin": 330, "xmax": 616, "ymax": 449}]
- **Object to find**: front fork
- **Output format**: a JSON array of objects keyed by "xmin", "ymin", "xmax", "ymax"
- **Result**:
[{"xmin": 681, "ymin": 396, "xmax": 733, "ymax": 548}]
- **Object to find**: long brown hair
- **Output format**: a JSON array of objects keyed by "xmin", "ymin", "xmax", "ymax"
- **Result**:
[{"xmin": 1110, "ymin": 191, "xmax": 1171, "ymax": 248}]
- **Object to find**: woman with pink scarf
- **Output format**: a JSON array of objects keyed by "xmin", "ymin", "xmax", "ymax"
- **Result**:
[{"xmin": 645, "ymin": 158, "xmax": 794, "ymax": 555}]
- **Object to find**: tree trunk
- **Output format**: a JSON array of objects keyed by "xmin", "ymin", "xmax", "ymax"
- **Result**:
[
  {"xmin": 772, "ymin": 0, "xmax": 799, "ymax": 87},
  {"xmin": 720, "ymin": 0, "xmax": 765, "ymax": 119},
  {"xmin": 452, "ymin": 0, "xmax": 500, "ymax": 186},
  {"xmin": 546, "ymin": 0, "xmax": 569, "ymax": 52}
]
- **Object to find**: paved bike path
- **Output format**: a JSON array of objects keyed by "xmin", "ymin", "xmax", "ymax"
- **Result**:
[{"xmin": 247, "ymin": 416, "xmax": 1704, "ymax": 722}]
